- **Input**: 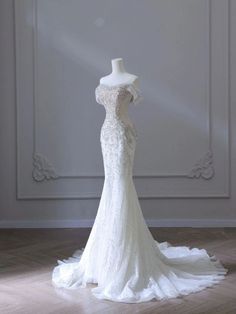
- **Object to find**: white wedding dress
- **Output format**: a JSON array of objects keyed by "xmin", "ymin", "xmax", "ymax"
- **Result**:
[{"xmin": 52, "ymin": 83, "xmax": 227, "ymax": 303}]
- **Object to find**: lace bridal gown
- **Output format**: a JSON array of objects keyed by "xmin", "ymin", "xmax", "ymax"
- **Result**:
[{"xmin": 52, "ymin": 82, "xmax": 227, "ymax": 303}]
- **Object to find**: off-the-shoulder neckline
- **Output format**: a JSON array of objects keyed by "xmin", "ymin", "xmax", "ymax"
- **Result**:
[
  {"xmin": 98, "ymin": 83, "xmax": 130, "ymax": 88},
  {"xmin": 97, "ymin": 82, "xmax": 139, "ymax": 89},
  {"xmin": 96, "ymin": 82, "xmax": 143, "ymax": 105}
]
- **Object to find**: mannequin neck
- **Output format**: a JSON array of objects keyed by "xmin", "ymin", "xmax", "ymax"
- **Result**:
[{"xmin": 111, "ymin": 58, "xmax": 126, "ymax": 74}]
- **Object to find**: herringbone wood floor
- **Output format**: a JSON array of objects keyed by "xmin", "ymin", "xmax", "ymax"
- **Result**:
[{"xmin": 0, "ymin": 228, "xmax": 235, "ymax": 314}]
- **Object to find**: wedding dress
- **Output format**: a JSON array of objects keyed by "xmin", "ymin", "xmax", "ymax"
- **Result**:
[{"xmin": 52, "ymin": 82, "xmax": 227, "ymax": 303}]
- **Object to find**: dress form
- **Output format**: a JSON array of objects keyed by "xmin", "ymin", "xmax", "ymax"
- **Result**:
[{"xmin": 99, "ymin": 58, "xmax": 139, "ymax": 127}]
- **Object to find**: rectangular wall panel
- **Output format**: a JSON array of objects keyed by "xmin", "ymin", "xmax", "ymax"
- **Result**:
[{"xmin": 15, "ymin": 0, "xmax": 230, "ymax": 198}]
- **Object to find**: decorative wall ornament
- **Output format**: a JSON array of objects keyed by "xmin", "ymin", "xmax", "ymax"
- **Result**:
[
  {"xmin": 188, "ymin": 150, "xmax": 215, "ymax": 180},
  {"xmin": 32, "ymin": 153, "xmax": 59, "ymax": 182}
]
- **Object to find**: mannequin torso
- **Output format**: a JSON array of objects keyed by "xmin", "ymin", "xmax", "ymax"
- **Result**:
[{"xmin": 99, "ymin": 58, "xmax": 139, "ymax": 127}]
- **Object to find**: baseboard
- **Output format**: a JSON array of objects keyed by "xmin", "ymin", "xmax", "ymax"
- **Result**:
[
  {"xmin": 0, "ymin": 219, "xmax": 236, "ymax": 228},
  {"xmin": 146, "ymin": 219, "xmax": 236, "ymax": 228}
]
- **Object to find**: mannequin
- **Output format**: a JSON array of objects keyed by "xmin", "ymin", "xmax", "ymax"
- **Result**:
[
  {"xmin": 100, "ymin": 58, "xmax": 139, "ymax": 89},
  {"xmin": 99, "ymin": 58, "xmax": 140, "ymax": 127}
]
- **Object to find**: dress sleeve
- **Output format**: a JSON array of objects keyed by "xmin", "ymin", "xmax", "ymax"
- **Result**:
[
  {"xmin": 95, "ymin": 86, "xmax": 102, "ymax": 105},
  {"xmin": 126, "ymin": 83, "xmax": 143, "ymax": 106}
]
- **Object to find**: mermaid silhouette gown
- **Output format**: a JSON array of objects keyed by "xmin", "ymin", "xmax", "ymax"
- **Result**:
[{"xmin": 52, "ymin": 82, "xmax": 227, "ymax": 303}]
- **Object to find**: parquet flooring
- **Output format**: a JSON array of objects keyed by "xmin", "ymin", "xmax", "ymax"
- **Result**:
[{"xmin": 0, "ymin": 228, "xmax": 235, "ymax": 314}]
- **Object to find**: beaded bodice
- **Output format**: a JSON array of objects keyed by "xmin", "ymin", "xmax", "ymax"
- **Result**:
[{"xmin": 95, "ymin": 83, "xmax": 141, "ymax": 179}]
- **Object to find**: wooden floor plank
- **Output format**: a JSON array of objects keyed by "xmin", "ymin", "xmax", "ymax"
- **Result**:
[{"xmin": 0, "ymin": 228, "xmax": 235, "ymax": 314}]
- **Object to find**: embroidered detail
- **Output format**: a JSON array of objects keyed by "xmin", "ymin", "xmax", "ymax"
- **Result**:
[{"xmin": 95, "ymin": 84, "xmax": 139, "ymax": 179}]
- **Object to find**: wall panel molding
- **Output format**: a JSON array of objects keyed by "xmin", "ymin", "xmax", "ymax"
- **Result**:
[{"xmin": 15, "ymin": 0, "xmax": 230, "ymax": 199}]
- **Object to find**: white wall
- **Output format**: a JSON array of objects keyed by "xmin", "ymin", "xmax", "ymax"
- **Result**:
[{"xmin": 0, "ymin": 0, "xmax": 236, "ymax": 228}]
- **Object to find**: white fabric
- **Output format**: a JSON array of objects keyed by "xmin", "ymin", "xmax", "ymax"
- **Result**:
[
  {"xmin": 52, "ymin": 83, "xmax": 227, "ymax": 303},
  {"xmin": 126, "ymin": 83, "xmax": 143, "ymax": 105}
]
